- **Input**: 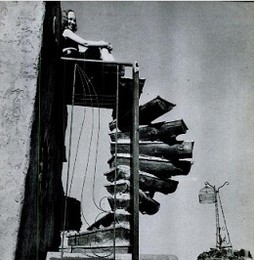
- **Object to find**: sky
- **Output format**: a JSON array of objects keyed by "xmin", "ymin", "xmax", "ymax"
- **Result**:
[{"xmin": 61, "ymin": 2, "xmax": 254, "ymax": 259}]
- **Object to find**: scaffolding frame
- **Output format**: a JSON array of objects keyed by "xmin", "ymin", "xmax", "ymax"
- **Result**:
[{"xmin": 61, "ymin": 57, "xmax": 140, "ymax": 260}]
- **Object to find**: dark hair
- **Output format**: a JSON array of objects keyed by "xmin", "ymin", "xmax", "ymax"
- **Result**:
[{"xmin": 62, "ymin": 9, "xmax": 77, "ymax": 32}]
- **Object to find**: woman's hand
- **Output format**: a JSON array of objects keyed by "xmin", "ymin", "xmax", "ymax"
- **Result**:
[
  {"xmin": 107, "ymin": 43, "xmax": 113, "ymax": 51},
  {"xmin": 98, "ymin": 41, "xmax": 113, "ymax": 51}
]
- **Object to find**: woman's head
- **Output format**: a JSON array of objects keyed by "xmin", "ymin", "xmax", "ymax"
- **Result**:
[{"xmin": 62, "ymin": 10, "xmax": 77, "ymax": 32}]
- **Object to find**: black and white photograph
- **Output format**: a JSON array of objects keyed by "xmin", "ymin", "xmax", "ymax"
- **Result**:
[{"xmin": 0, "ymin": 1, "xmax": 254, "ymax": 260}]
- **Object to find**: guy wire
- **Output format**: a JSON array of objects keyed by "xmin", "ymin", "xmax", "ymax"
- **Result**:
[
  {"xmin": 76, "ymin": 66, "xmax": 96, "ymax": 226},
  {"xmin": 78, "ymin": 64, "xmax": 116, "ymax": 257},
  {"xmin": 77, "ymin": 66, "xmax": 107, "ymax": 213},
  {"xmin": 61, "ymin": 63, "xmax": 77, "ymax": 258},
  {"xmin": 68, "ymin": 105, "xmax": 87, "ymax": 195}
]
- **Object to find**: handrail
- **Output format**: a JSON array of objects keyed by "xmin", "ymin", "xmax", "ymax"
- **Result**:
[{"xmin": 61, "ymin": 56, "xmax": 133, "ymax": 67}]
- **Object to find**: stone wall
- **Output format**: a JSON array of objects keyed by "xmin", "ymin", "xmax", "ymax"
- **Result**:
[
  {"xmin": 0, "ymin": 2, "xmax": 45, "ymax": 259},
  {"xmin": 0, "ymin": 2, "xmax": 67, "ymax": 260},
  {"xmin": 15, "ymin": 2, "xmax": 66, "ymax": 260}
]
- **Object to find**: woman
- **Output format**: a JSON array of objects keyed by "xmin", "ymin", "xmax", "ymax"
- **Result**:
[{"xmin": 62, "ymin": 9, "xmax": 114, "ymax": 60}]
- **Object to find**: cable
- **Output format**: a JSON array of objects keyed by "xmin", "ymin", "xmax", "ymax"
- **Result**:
[
  {"xmin": 62, "ymin": 63, "xmax": 122, "ymax": 259},
  {"xmin": 77, "ymin": 66, "xmax": 107, "ymax": 213},
  {"xmin": 68, "ymin": 68, "xmax": 89, "ymax": 195},
  {"xmin": 81, "ymin": 209, "xmax": 91, "ymax": 227},
  {"xmin": 77, "ymin": 64, "xmax": 119, "ymax": 258},
  {"xmin": 61, "ymin": 63, "xmax": 78, "ymax": 258},
  {"xmin": 76, "ymin": 66, "xmax": 96, "ymax": 226},
  {"xmin": 76, "ymin": 65, "xmax": 110, "ymax": 233},
  {"xmin": 68, "ymin": 107, "xmax": 87, "ymax": 195},
  {"xmin": 99, "ymin": 196, "xmax": 111, "ymax": 212}
]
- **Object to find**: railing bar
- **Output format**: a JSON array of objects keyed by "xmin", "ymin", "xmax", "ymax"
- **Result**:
[{"xmin": 61, "ymin": 57, "xmax": 133, "ymax": 66}]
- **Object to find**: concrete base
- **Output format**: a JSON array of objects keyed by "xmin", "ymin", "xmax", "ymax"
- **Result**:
[{"xmin": 46, "ymin": 252, "xmax": 178, "ymax": 260}]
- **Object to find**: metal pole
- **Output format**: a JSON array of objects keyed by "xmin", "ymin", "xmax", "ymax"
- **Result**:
[
  {"xmin": 131, "ymin": 61, "xmax": 140, "ymax": 260},
  {"xmin": 215, "ymin": 190, "xmax": 220, "ymax": 249},
  {"xmin": 205, "ymin": 181, "xmax": 229, "ymax": 250}
]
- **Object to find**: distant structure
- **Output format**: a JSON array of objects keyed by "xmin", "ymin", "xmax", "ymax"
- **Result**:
[{"xmin": 198, "ymin": 182, "xmax": 253, "ymax": 260}]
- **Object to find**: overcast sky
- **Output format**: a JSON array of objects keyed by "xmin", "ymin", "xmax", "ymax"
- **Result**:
[{"xmin": 62, "ymin": 2, "xmax": 254, "ymax": 259}]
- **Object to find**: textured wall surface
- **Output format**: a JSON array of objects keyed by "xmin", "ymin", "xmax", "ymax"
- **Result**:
[
  {"xmin": 0, "ymin": 2, "xmax": 45, "ymax": 259},
  {"xmin": 15, "ymin": 2, "xmax": 66, "ymax": 260}
]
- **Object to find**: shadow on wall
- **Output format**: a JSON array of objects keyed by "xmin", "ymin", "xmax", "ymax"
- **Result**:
[{"xmin": 15, "ymin": 2, "xmax": 74, "ymax": 260}]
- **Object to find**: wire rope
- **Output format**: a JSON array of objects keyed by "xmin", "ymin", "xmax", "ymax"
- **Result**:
[
  {"xmin": 81, "ymin": 209, "xmax": 90, "ymax": 226},
  {"xmin": 78, "ymin": 63, "xmax": 120, "ymax": 258},
  {"xmin": 68, "ymin": 68, "xmax": 89, "ymax": 195},
  {"xmin": 79, "ymin": 249, "xmax": 113, "ymax": 259},
  {"xmin": 75, "ymin": 65, "xmax": 110, "ymax": 236},
  {"xmin": 76, "ymin": 66, "xmax": 96, "ymax": 226},
  {"xmin": 73, "ymin": 248, "xmax": 112, "ymax": 259},
  {"xmin": 63, "ymin": 62, "xmax": 122, "ymax": 258},
  {"xmin": 61, "ymin": 63, "xmax": 78, "ymax": 259},
  {"xmin": 76, "ymin": 66, "xmax": 108, "ymax": 213},
  {"xmin": 68, "ymin": 107, "xmax": 87, "ymax": 195},
  {"xmin": 99, "ymin": 196, "xmax": 111, "ymax": 212},
  {"xmin": 67, "ymin": 64, "xmax": 99, "ymax": 227}
]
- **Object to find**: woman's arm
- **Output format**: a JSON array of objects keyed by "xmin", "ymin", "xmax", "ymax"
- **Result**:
[{"xmin": 63, "ymin": 29, "xmax": 111, "ymax": 49}]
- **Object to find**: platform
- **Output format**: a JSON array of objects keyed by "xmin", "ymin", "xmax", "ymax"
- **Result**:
[
  {"xmin": 46, "ymin": 252, "xmax": 178, "ymax": 260},
  {"xmin": 61, "ymin": 57, "xmax": 145, "ymax": 109}
]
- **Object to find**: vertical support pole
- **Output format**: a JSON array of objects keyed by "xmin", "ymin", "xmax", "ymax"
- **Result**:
[
  {"xmin": 130, "ymin": 61, "xmax": 140, "ymax": 260},
  {"xmin": 215, "ymin": 190, "xmax": 220, "ymax": 249}
]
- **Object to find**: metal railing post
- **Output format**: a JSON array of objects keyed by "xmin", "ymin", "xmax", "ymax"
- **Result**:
[{"xmin": 131, "ymin": 61, "xmax": 140, "ymax": 260}]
